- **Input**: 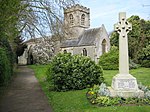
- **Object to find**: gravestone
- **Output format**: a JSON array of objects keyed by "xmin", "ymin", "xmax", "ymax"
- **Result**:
[{"xmin": 108, "ymin": 12, "xmax": 144, "ymax": 98}]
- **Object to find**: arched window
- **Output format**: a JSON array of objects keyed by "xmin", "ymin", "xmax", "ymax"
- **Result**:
[
  {"xmin": 102, "ymin": 39, "xmax": 106, "ymax": 54},
  {"xmin": 83, "ymin": 48, "xmax": 87, "ymax": 56},
  {"xmin": 64, "ymin": 50, "xmax": 67, "ymax": 53},
  {"xmin": 81, "ymin": 14, "xmax": 85, "ymax": 25},
  {"xmin": 69, "ymin": 14, "xmax": 74, "ymax": 25}
]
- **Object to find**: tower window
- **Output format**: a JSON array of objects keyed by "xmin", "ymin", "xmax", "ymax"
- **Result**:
[
  {"xmin": 69, "ymin": 14, "xmax": 74, "ymax": 25},
  {"xmin": 81, "ymin": 14, "xmax": 85, "ymax": 25},
  {"xmin": 83, "ymin": 48, "xmax": 87, "ymax": 56}
]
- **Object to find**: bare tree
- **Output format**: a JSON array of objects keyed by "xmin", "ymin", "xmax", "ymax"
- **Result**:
[
  {"xmin": 16, "ymin": 0, "xmax": 78, "ymax": 64},
  {"xmin": 18, "ymin": 0, "xmax": 78, "ymax": 41}
]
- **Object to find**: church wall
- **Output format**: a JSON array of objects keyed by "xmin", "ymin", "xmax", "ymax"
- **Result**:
[
  {"xmin": 73, "ymin": 46, "xmax": 96, "ymax": 61},
  {"xmin": 100, "ymin": 25, "xmax": 110, "ymax": 52},
  {"xmin": 95, "ymin": 25, "xmax": 110, "ymax": 62},
  {"xmin": 95, "ymin": 37, "xmax": 110, "ymax": 60},
  {"xmin": 61, "ymin": 45, "xmax": 96, "ymax": 62},
  {"xmin": 61, "ymin": 47, "xmax": 74, "ymax": 54}
]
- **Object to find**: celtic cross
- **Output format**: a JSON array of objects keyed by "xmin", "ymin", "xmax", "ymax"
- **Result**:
[{"xmin": 114, "ymin": 12, "xmax": 132, "ymax": 75}]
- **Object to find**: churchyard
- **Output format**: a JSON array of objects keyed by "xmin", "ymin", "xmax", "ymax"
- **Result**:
[
  {"xmin": 29, "ymin": 12, "xmax": 150, "ymax": 111},
  {"xmin": 0, "ymin": 1, "xmax": 149, "ymax": 112},
  {"xmin": 30, "ymin": 65, "xmax": 150, "ymax": 112}
]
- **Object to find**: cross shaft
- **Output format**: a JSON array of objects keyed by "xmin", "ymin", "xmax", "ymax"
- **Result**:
[{"xmin": 114, "ymin": 12, "xmax": 132, "ymax": 75}]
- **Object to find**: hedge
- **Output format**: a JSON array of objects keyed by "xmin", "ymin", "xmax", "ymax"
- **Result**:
[{"xmin": 0, "ymin": 48, "xmax": 11, "ymax": 85}]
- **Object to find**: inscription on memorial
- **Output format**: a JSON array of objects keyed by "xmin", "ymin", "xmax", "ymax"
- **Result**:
[{"xmin": 118, "ymin": 79, "xmax": 135, "ymax": 89}]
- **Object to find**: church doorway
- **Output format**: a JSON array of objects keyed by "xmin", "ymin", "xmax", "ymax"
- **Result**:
[
  {"xmin": 102, "ymin": 39, "xmax": 106, "ymax": 54},
  {"xmin": 27, "ymin": 53, "xmax": 34, "ymax": 65},
  {"xmin": 30, "ymin": 54, "xmax": 33, "ymax": 64},
  {"xmin": 27, "ymin": 45, "xmax": 34, "ymax": 65}
]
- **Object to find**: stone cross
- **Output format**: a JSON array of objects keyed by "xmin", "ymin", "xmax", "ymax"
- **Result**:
[
  {"xmin": 109, "ymin": 12, "xmax": 144, "ymax": 98},
  {"xmin": 114, "ymin": 12, "xmax": 132, "ymax": 75}
]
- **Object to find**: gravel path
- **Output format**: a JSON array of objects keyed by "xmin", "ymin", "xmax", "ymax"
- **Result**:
[{"xmin": 0, "ymin": 66, "xmax": 53, "ymax": 112}]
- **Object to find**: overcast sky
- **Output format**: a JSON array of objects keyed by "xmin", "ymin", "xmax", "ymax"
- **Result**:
[{"xmin": 79, "ymin": 0, "xmax": 150, "ymax": 32}]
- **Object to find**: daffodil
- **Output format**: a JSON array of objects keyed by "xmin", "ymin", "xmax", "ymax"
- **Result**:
[{"xmin": 91, "ymin": 91, "xmax": 94, "ymax": 95}]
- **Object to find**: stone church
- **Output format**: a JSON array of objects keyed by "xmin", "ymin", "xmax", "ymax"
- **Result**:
[
  {"xmin": 60, "ymin": 4, "xmax": 110, "ymax": 63},
  {"xmin": 18, "ymin": 4, "xmax": 110, "ymax": 65}
]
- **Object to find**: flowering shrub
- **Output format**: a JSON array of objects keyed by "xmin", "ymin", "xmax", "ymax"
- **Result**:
[
  {"xmin": 87, "ymin": 83, "xmax": 150, "ymax": 106},
  {"xmin": 86, "ymin": 85, "xmax": 99, "ymax": 104},
  {"xmin": 31, "ymin": 39, "xmax": 54, "ymax": 64}
]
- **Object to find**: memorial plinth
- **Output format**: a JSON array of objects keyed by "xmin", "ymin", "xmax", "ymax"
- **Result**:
[{"xmin": 109, "ymin": 12, "xmax": 144, "ymax": 98}]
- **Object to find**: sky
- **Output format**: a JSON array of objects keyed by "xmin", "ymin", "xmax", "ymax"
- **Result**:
[{"xmin": 79, "ymin": 0, "xmax": 150, "ymax": 32}]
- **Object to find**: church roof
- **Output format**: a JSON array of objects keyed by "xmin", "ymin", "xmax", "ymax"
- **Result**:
[
  {"xmin": 78, "ymin": 27, "xmax": 101, "ymax": 46},
  {"xmin": 61, "ymin": 27, "xmax": 102, "ymax": 48},
  {"xmin": 61, "ymin": 38, "xmax": 79, "ymax": 47}
]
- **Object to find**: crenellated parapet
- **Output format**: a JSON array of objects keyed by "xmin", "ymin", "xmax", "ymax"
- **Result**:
[{"xmin": 64, "ymin": 4, "xmax": 90, "ymax": 14}]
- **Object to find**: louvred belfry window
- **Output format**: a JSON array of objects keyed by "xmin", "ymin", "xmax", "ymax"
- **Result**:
[
  {"xmin": 81, "ymin": 14, "xmax": 85, "ymax": 25},
  {"xmin": 69, "ymin": 14, "xmax": 74, "ymax": 25}
]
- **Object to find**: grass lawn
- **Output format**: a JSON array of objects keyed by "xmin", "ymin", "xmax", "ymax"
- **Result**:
[{"xmin": 29, "ymin": 65, "xmax": 150, "ymax": 112}]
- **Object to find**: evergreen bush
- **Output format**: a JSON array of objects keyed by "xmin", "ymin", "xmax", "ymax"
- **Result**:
[
  {"xmin": 0, "ymin": 48, "xmax": 11, "ymax": 85},
  {"xmin": 46, "ymin": 53, "xmax": 104, "ymax": 91},
  {"xmin": 0, "ymin": 37, "xmax": 14, "ymax": 75},
  {"xmin": 99, "ymin": 46, "xmax": 139, "ymax": 70},
  {"xmin": 99, "ymin": 46, "xmax": 119, "ymax": 70}
]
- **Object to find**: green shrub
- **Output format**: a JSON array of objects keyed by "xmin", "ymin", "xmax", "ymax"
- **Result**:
[
  {"xmin": 99, "ymin": 46, "xmax": 139, "ymax": 70},
  {"xmin": 99, "ymin": 46, "xmax": 119, "ymax": 70},
  {"xmin": 0, "ymin": 48, "xmax": 11, "ymax": 85},
  {"xmin": 46, "ymin": 53, "xmax": 104, "ymax": 91}
]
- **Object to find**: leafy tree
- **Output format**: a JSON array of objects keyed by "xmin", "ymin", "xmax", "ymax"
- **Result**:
[
  {"xmin": 0, "ymin": 0, "xmax": 20, "ymax": 41},
  {"xmin": 0, "ymin": 0, "xmax": 22, "ymax": 85},
  {"xmin": 137, "ymin": 45, "xmax": 150, "ymax": 68},
  {"xmin": 110, "ymin": 32, "xmax": 119, "ymax": 47},
  {"xmin": 14, "ymin": 36, "xmax": 27, "ymax": 56},
  {"xmin": 110, "ymin": 15, "xmax": 150, "ymax": 63}
]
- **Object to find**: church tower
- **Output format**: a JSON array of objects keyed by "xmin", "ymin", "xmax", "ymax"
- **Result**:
[{"xmin": 64, "ymin": 4, "xmax": 90, "ymax": 39}]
